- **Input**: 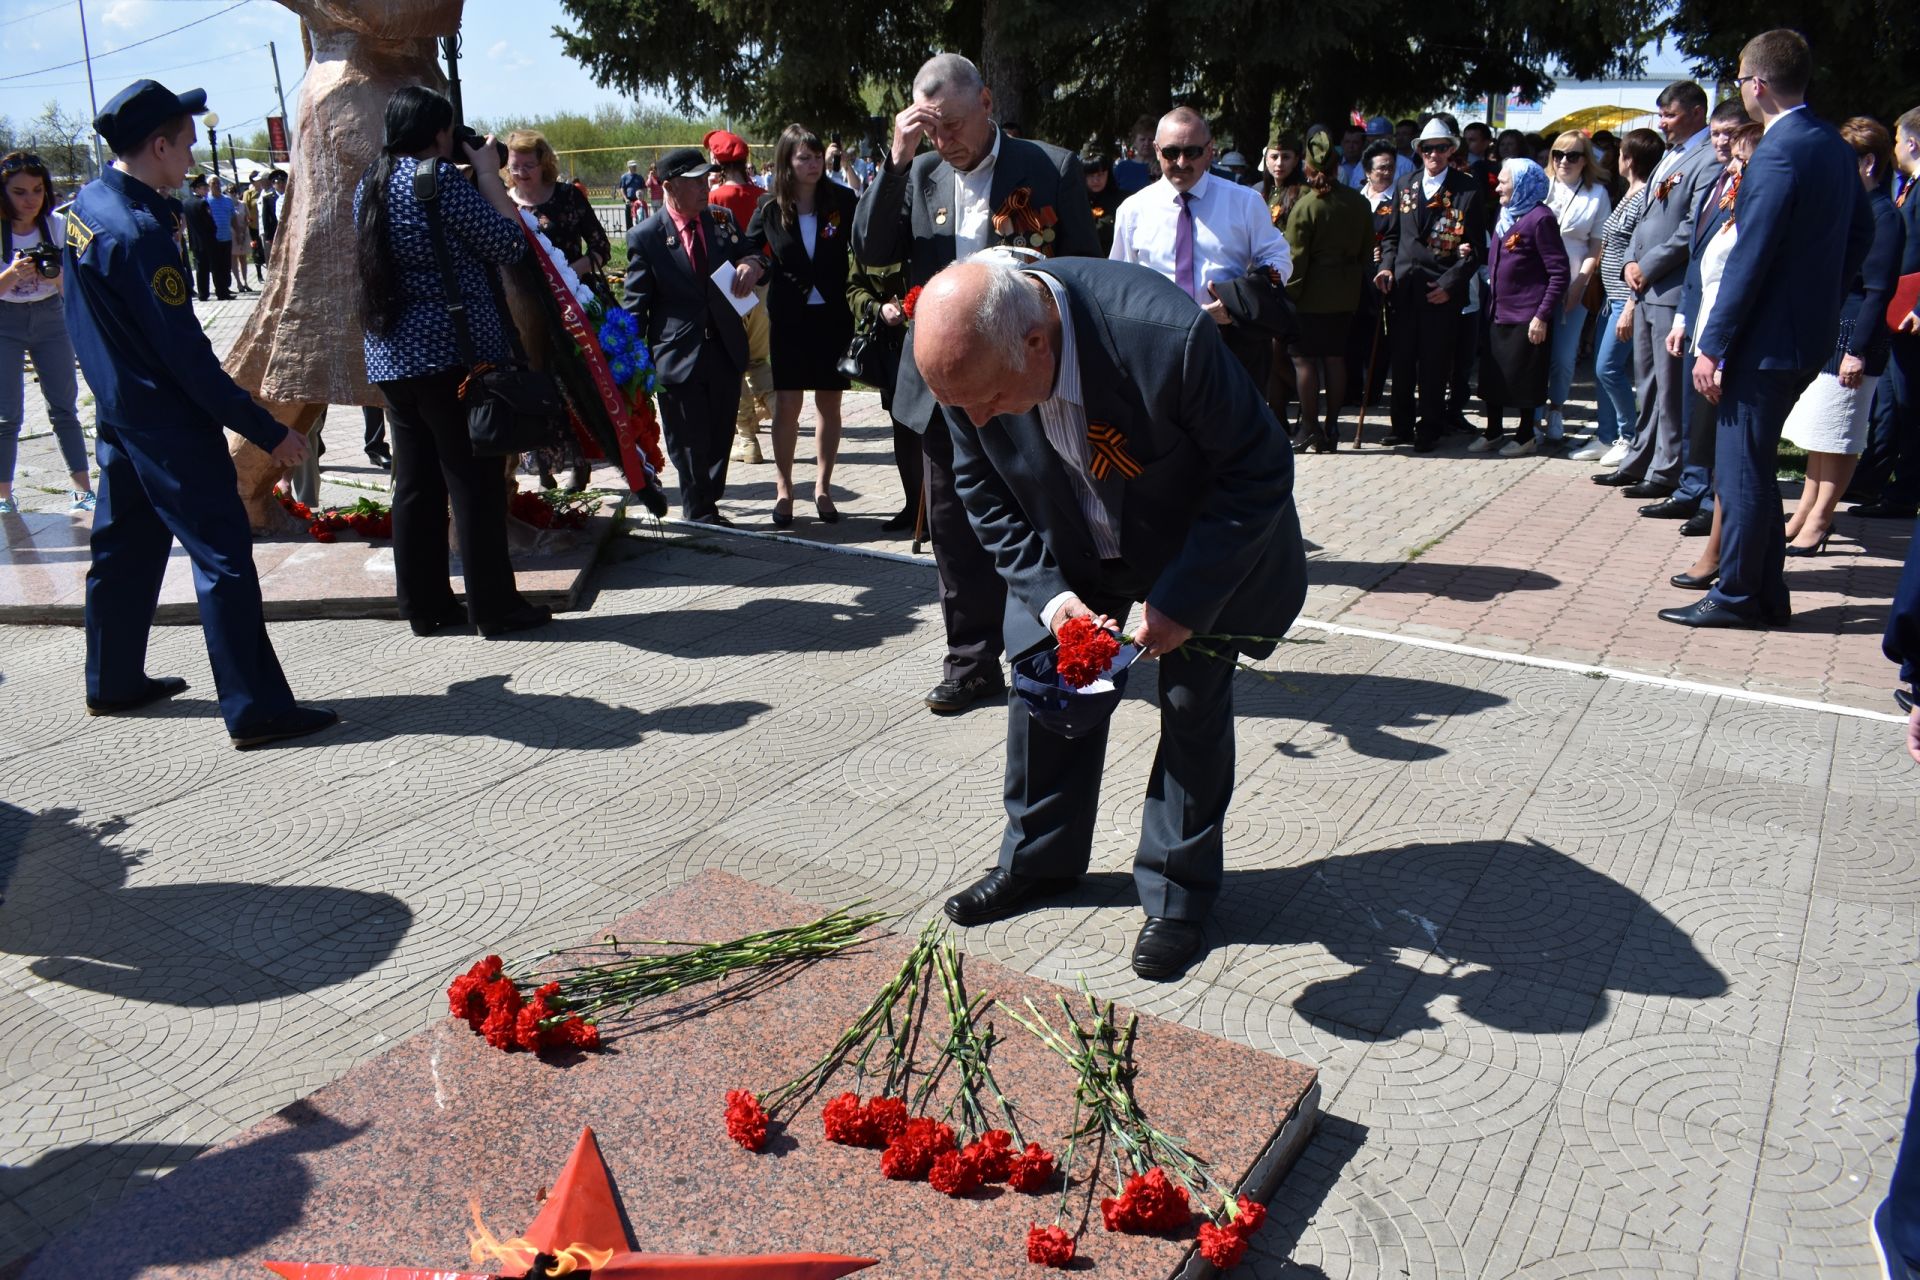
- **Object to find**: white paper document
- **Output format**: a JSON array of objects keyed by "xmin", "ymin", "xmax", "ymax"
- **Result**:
[{"xmin": 710, "ymin": 262, "xmax": 760, "ymax": 316}]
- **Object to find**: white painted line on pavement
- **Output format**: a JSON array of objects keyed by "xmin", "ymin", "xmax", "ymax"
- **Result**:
[{"xmin": 660, "ymin": 520, "xmax": 1907, "ymax": 724}]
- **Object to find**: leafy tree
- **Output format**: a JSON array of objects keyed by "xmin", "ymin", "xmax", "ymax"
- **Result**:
[
  {"xmin": 26, "ymin": 101, "xmax": 97, "ymax": 184},
  {"xmin": 1663, "ymin": 0, "xmax": 1920, "ymax": 124}
]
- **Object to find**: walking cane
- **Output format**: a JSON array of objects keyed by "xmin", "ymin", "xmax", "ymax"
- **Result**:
[
  {"xmin": 911, "ymin": 475, "xmax": 928, "ymax": 555},
  {"xmin": 1354, "ymin": 304, "xmax": 1386, "ymax": 449}
]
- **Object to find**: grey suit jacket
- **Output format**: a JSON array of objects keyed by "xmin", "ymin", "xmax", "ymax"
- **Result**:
[
  {"xmin": 945, "ymin": 257, "xmax": 1307, "ymax": 660},
  {"xmin": 1626, "ymin": 136, "xmax": 1723, "ymax": 307},
  {"xmin": 621, "ymin": 205, "xmax": 755, "ymax": 386},
  {"xmin": 853, "ymin": 132, "xmax": 1098, "ymax": 431}
]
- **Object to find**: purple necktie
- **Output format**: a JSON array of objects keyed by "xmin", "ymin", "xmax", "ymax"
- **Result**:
[{"xmin": 1174, "ymin": 191, "xmax": 1198, "ymax": 303}]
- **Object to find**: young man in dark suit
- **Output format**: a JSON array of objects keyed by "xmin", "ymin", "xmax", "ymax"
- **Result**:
[
  {"xmin": 1661, "ymin": 29, "xmax": 1876, "ymax": 629},
  {"xmin": 918, "ymin": 255, "xmax": 1307, "ymax": 981},
  {"xmin": 1373, "ymin": 117, "xmax": 1489, "ymax": 452},
  {"xmin": 179, "ymin": 172, "xmax": 218, "ymax": 301},
  {"xmin": 1854, "ymin": 106, "xmax": 1920, "ymax": 521},
  {"xmin": 853, "ymin": 52, "xmax": 1099, "ymax": 716},
  {"xmin": 623, "ymin": 147, "xmax": 766, "ymax": 524}
]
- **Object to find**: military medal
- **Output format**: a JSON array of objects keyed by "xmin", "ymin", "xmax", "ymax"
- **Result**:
[{"xmin": 935, "ymin": 208, "xmax": 949, "ymax": 226}]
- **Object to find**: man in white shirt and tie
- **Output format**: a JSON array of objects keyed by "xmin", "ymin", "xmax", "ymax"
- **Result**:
[{"xmin": 1110, "ymin": 106, "xmax": 1293, "ymax": 388}]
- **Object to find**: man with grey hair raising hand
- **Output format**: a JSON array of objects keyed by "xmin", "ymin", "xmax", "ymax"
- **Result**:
[
  {"xmin": 920, "ymin": 253, "xmax": 1307, "ymax": 981},
  {"xmin": 854, "ymin": 52, "xmax": 1098, "ymax": 718}
]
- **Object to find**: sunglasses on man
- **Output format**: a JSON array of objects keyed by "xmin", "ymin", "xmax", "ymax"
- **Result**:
[
  {"xmin": 1417, "ymin": 143, "xmax": 1453, "ymax": 156},
  {"xmin": 1158, "ymin": 145, "xmax": 1207, "ymax": 163}
]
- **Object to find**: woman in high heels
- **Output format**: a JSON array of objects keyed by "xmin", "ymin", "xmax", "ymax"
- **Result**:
[{"xmin": 1781, "ymin": 117, "xmax": 1906, "ymax": 556}]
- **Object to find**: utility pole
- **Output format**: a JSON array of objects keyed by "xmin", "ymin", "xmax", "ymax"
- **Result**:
[
  {"xmin": 269, "ymin": 40, "xmax": 291, "ymax": 138},
  {"xmin": 75, "ymin": 0, "xmax": 104, "ymax": 176},
  {"xmin": 226, "ymin": 135, "xmax": 238, "ymax": 184}
]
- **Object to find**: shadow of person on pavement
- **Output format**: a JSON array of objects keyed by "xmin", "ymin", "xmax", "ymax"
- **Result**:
[
  {"xmin": 10, "ymin": 1101, "xmax": 363, "ymax": 1280},
  {"xmin": 0, "ymin": 802, "xmax": 411, "ymax": 1008},
  {"xmin": 1309, "ymin": 559, "xmax": 1561, "ymax": 601},
  {"xmin": 1232, "ymin": 671, "xmax": 1511, "ymax": 763}
]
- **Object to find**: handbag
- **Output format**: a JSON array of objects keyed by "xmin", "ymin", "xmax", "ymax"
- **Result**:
[
  {"xmin": 414, "ymin": 160, "xmax": 562, "ymax": 457},
  {"xmin": 836, "ymin": 327, "xmax": 881, "ymax": 384}
]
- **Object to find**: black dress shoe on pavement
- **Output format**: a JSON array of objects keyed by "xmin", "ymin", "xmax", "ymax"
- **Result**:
[
  {"xmin": 925, "ymin": 674, "xmax": 1006, "ymax": 715},
  {"xmin": 691, "ymin": 512, "xmax": 735, "ymax": 527},
  {"xmin": 1850, "ymin": 502, "xmax": 1919, "ymax": 519},
  {"xmin": 881, "ymin": 508, "xmax": 915, "ymax": 531},
  {"xmin": 407, "ymin": 605, "xmax": 469, "ymax": 637},
  {"xmin": 231, "ymin": 705, "xmax": 339, "ymax": 750},
  {"xmin": 1658, "ymin": 599, "xmax": 1766, "ymax": 629},
  {"xmin": 1592, "ymin": 471, "xmax": 1640, "ymax": 487},
  {"xmin": 1669, "ymin": 568, "xmax": 1720, "ymax": 590},
  {"xmin": 1131, "ymin": 917, "xmax": 1207, "ymax": 980},
  {"xmin": 478, "ymin": 603, "xmax": 553, "ymax": 638},
  {"xmin": 1639, "ymin": 498, "xmax": 1694, "ymax": 519},
  {"xmin": 1622, "ymin": 481, "xmax": 1674, "ymax": 499},
  {"xmin": 1380, "ymin": 433, "xmax": 1414, "ymax": 447},
  {"xmin": 944, "ymin": 867, "xmax": 1081, "ymax": 926},
  {"xmin": 86, "ymin": 675, "xmax": 188, "ymax": 716},
  {"xmin": 365, "ymin": 443, "xmax": 392, "ymax": 470},
  {"xmin": 1680, "ymin": 511, "xmax": 1713, "ymax": 537}
]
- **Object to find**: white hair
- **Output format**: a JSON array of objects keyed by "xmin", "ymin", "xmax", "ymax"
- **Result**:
[
  {"xmin": 942, "ymin": 252, "xmax": 1047, "ymax": 372},
  {"xmin": 913, "ymin": 53, "xmax": 984, "ymax": 102}
]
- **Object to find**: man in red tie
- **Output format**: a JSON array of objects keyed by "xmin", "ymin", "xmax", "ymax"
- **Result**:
[{"xmin": 622, "ymin": 147, "xmax": 766, "ymax": 524}]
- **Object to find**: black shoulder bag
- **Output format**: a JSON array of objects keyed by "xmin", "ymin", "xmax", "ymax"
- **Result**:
[{"xmin": 413, "ymin": 160, "xmax": 561, "ymax": 457}]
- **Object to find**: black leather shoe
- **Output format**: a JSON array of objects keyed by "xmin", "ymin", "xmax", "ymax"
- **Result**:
[
  {"xmin": 1849, "ymin": 502, "xmax": 1918, "ymax": 520},
  {"xmin": 944, "ymin": 867, "xmax": 1080, "ymax": 926},
  {"xmin": 1658, "ymin": 599, "xmax": 1766, "ymax": 629},
  {"xmin": 1622, "ymin": 481, "xmax": 1674, "ymax": 499},
  {"xmin": 691, "ymin": 512, "xmax": 735, "ymax": 527},
  {"xmin": 364, "ymin": 443, "xmax": 392, "ymax": 470},
  {"xmin": 1380, "ymin": 433, "xmax": 1414, "ymax": 447},
  {"xmin": 882, "ymin": 509, "xmax": 915, "ymax": 532},
  {"xmin": 478, "ymin": 603, "xmax": 553, "ymax": 638},
  {"xmin": 1592, "ymin": 471, "xmax": 1640, "ymax": 487},
  {"xmin": 86, "ymin": 675, "xmax": 188, "ymax": 716},
  {"xmin": 1639, "ymin": 498, "xmax": 1694, "ymax": 519},
  {"xmin": 1669, "ymin": 568, "xmax": 1720, "ymax": 590},
  {"xmin": 1131, "ymin": 917, "xmax": 1207, "ymax": 980},
  {"xmin": 231, "ymin": 705, "xmax": 339, "ymax": 750},
  {"xmin": 1680, "ymin": 511, "xmax": 1713, "ymax": 537},
  {"xmin": 925, "ymin": 674, "xmax": 1005, "ymax": 715}
]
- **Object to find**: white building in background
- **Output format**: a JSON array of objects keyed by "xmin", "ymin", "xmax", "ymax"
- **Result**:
[{"xmin": 1447, "ymin": 48, "xmax": 1715, "ymax": 138}]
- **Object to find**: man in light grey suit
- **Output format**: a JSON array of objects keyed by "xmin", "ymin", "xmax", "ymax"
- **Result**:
[
  {"xmin": 1595, "ymin": 81, "xmax": 1722, "ymax": 497},
  {"xmin": 918, "ymin": 254, "xmax": 1307, "ymax": 980},
  {"xmin": 854, "ymin": 53, "xmax": 1099, "ymax": 718}
]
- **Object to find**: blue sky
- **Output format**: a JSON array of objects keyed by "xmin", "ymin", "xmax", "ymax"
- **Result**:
[{"xmin": 0, "ymin": 0, "xmax": 653, "ymax": 142}]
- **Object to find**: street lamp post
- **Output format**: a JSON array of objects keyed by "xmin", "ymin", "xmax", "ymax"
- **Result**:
[{"xmin": 202, "ymin": 110, "xmax": 220, "ymax": 180}]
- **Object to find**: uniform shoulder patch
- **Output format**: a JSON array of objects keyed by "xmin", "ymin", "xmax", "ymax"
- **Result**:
[
  {"xmin": 151, "ymin": 263, "xmax": 189, "ymax": 306},
  {"xmin": 65, "ymin": 212, "xmax": 96, "ymax": 257}
]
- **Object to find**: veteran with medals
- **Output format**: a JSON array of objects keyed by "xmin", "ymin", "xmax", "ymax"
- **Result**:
[
  {"xmin": 62, "ymin": 80, "xmax": 336, "ymax": 750},
  {"xmin": 853, "ymin": 52, "xmax": 1099, "ymax": 717}
]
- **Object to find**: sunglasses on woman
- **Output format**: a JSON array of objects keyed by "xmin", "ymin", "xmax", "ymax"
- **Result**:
[
  {"xmin": 1550, "ymin": 149, "xmax": 1587, "ymax": 163},
  {"xmin": 1, "ymin": 153, "xmax": 47, "ymax": 174}
]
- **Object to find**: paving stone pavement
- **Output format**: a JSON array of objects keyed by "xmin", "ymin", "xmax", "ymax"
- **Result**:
[{"xmin": 4, "ymin": 293, "xmax": 1918, "ymax": 1278}]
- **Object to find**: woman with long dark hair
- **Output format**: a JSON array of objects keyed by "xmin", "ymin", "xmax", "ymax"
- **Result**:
[
  {"xmin": 745, "ymin": 123, "xmax": 858, "ymax": 527},
  {"xmin": 0, "ymin": 150, "xmax": 92, "ymax": 513},
  {"xmin": 353, "ymin": 85, "xmax": 548, "ymax": 638}
]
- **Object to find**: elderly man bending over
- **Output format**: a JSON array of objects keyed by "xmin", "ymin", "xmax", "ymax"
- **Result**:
[{"xmin": 923, "ymin": 253, "xmax": 1307, "ymax": 980}]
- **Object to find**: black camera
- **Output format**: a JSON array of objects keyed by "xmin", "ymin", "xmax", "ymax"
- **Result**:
[
  {"xmin": 451, "ymin": 124, "xmax": 508, "ymax": 167},
  {"xmin": 19, "ymin": 241, "xmax": 60, "ymax": 279}
]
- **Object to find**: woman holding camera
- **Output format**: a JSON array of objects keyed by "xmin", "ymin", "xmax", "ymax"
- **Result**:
[
  {"xmin": 0, "ymin": 151, "xmax": 93, "ymax": 514},
  {"xmin": 354, "ymin": 86, "xmax": 548, "ymax": 638}
]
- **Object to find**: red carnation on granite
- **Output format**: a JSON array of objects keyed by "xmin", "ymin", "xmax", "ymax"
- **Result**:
[
  {"xmin": 1054, "ymin": 615, "xmax": 1123, "ymax": 689},
  {"xmin": 1005, "ymin": 1142, "xmax": 1057, "ymax": 1193},
  {"xmin": 879, "ymin": 1116, "xmax": 955, "ymax": 1181},
  {"xmin": 1197, "ymin": 1220, "xmax": 1248, "ymax": 1268},
  {"xmin": 865, "ymin": 1096, "xmax": 910, "ymax": 1142},
  {"xmin": 964, "ymin": 1130, "xmax": 1016, "ymax": 1183},
  {"xmin": 822, "ymin": 1093, "xmax": 873, "ymax": 1146},
  {"xmin": 725, "ymin": 1090, "xmax": 770, "ymax": 1152},
  {"xmin": 447, "ymin": 955, "xmax": 504, "ymax": 1029},
  {"xmin": 902, "ymin": 285, "xmax": 923, "ymax": 321},
  {"xmin": 1100, "ymin": 1167, "xmax": 1191, "ymax": 1233},
  {"xmin": 1229, "ymin": 1194, "xmax": 1266, "ymax": 1236},
  {"xmin": 927, "ymin": 1148, "xmax": 982, "ymax": 1197},
  {"xmin": 1025, "ymin": 1224, "xmax": 1076, "ymax": 1268}
]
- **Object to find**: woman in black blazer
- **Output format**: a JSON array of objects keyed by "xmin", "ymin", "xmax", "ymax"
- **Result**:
[{"xmin": 745, "ymin": 124, "xmax": 858, "ymax": 526}]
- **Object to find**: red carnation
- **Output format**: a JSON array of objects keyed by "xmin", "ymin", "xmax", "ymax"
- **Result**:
[
  {"xmin": 866, "ymin": 1096, "xmax": 910, "ymax": 1141},
  {"xmin": 1229, "ymin": 1194, "xmax": 1266, "ymax": 1237},
  {"xmin": 902, "ymin": 285, "xmax": 923, "ymax": 321},
  {"xmin": 1026, "ymin": 1224, "xmax": 1075, "ymax": 1268},
  {"xmin": 822, "ymin": 1093, "xmax": 874, "ymax": 1146},
  {"xmin": 965, "ymin": 1130, "xmax": 1015, "ymax": 1183},
  {"xmin": 1100, "ymin": 1168, "xmax": 1191, "ymax": 1233},
  {"xmin": 879, "ymin": 1116, "xmax": 955, "ymax": 1180},
  {"xmin": 1054, "ymin": 615, "xmax": 1123, "ymax": 689},
  {"xmin": 554, "ymin": 1016, "xmax": 600, "ymax": 1050},
  {"xmin": 1006, "ymin": 1142, "xmax": 1057, "ymax": 1192},
  {"xmin": 447, "ymin": 955, "xmax": 504, "ymax": 1029},
  {"xmin": 1197, "ymin": 1220, "xmax": 1248, "ymax": 1269},
  {"xmin": 928, "ymin": 1149, "xmax": 982, "ymax": 1197},
  {"xmin": 725, "ymin": 1090, "xmax": 769, "ymax": 1152}
]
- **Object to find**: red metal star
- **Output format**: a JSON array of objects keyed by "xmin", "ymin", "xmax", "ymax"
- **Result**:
[{"xmin": 263, "ymin": 1128, "xmax": 876, "ymax": 1280}]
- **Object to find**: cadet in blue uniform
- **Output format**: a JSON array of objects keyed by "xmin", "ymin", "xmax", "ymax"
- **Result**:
[{"xmin": 66, "ymin": 79, "xmax": 335, "ymax": 750}]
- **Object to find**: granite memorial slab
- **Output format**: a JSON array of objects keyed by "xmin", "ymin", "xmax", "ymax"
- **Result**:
[{"xmin": 24, "ymin": 871, "xmax": 1320, "ymax": 1279}]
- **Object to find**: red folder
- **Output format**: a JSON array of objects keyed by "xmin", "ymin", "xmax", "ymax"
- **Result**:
[{"xmin": 1891, "ymin": 273, "xmax": 1920, "ymax": 330}]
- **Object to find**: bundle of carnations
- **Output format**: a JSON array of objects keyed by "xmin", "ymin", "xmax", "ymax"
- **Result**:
[
  {"xmin": 725, "ymin": 921, "xmax": 1064, "ymax": 1249},
  {"xmin": 275, "ymin": 490, "xmax": 393, "ymax": 543},
  {"xmin": 1001, "ymin": 988, "xmax": 1269, "ymax": 1270},
  {"xmin": 508, "ymin": 487, "xmax": 597, "ymax": 531},
  {"xmin": 445, "ymin": 903, "xmax": 886, "ymax": 1055},
  {"xmin": 513, "ymin": 212, "xmax": 669, "ymax": 516}
]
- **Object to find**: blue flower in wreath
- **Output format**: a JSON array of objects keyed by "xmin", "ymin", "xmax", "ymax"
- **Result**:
[{"xmin": 609, "ymin": 355, "xmax": 636, "ymax": 386}]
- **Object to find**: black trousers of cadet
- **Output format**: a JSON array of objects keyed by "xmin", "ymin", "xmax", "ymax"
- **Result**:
[
  {"xmin": 377, "ymin": 370, "xmax": 526, "ymax": 626},
  {"xmin": 919, "ymin": 411, "xmax": 1006, "ymax": 686}
]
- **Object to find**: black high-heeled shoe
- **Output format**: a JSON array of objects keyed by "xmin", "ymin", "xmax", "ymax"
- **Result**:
[
  {"xmin": 1670, "ymin": 568, "xmax": 1720, "ymax": 590},
  {"xmin": 1784, "ymin": 529, "xmax": 1832, "ymax": 557}
]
